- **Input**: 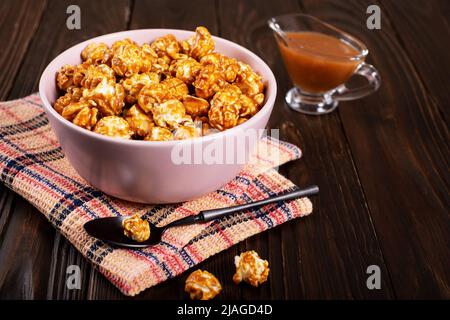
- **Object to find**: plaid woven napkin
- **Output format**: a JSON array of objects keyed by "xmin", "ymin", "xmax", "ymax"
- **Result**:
[{"xmin": 0, "ymin": 94, "xmax": 313, "ymax": 296}]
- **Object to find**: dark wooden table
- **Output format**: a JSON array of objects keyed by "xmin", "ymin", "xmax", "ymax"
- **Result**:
[{"xmin": 0, "ymin": 0, "xmax": 448, "ymax": 300}]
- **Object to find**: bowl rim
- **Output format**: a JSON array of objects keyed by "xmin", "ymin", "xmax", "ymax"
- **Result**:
[{"xmin": 39, "ymin": 28, "xmax": 277, "ymax": 147}]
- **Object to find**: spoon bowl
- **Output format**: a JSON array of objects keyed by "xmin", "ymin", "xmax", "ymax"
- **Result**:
[{"xmin": 84, "ymin": 216, "xmax": 163, "ymax": 248}]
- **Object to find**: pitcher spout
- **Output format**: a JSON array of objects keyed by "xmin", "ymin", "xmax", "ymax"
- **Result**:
[{"xmin": 267, "ymin": 17, "xmax": 289, "ymax": 47}]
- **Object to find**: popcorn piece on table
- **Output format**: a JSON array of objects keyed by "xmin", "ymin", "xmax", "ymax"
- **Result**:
[
  {"xmin": 185, "ymin": 270, "xmax": 222, "ymax": 300},
  {"xmin": 233, "ymin": 250, "xmax": 270, "ymax": 287},
  {"xmin": 81, "ymin": 42, "xmax": 112, "ymax": 65},
  {"xmin": 93, "ymin": 116, "xmax": 133, "ymax": 139},
  {"xmin": 124, "ymin": 104, "xmax": 155, "ymax": 137},
  {"xmin": 180, "ymin": 26, "xmax": 215, "ymax": 60},
  {"xmin": 122, "ymin": 214, "xmax": 150, "ymax": 242}
]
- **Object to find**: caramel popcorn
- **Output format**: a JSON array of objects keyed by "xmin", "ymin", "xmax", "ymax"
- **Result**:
[
  {"xmin": 182, "ymin": 95, "xmax": 209, "ymax": 117},
  {"xmin": 122, "ymin": 214, "xmax": 150, "ymax": 242},
  {"xmin": 81, "ymin": 42, "xmax": 112, "ymax": 65},
  {"xmin": 208, "ymin": 104, "xmax": 240, "ymax": 130},
  {"xmin": 169, "ymin": 56, "xmax": 201, "ymax": 84},
  {"xmin": 235, "ymin": 62, "xmax": 264, "ymax": 97},
  {"xmin": 151, "ymin": 57, "xmax": 170, "ymax": 75},
  {"xmin": 194, "ymin": 116, "xmax": 211, "ymax": 136},
  {"xmin": 152, "ymin": 99, "xmax": 190, "ymax": 129},
  {"xmin": 253, "ymin": 93, "xmax": 265, "ymax": 106},
  {"xmin": 111, "ymin": 38, "xmax": 135, "ymax": 52},
  {"xmin": 150, "ymin": 34, "xmax": 181, "ymax": 60},
  {"xmin": 193, "ymin": 64, "xmax": 226, "ymax": 99},
  {"xmin": 81, "ymin": 64, "xmax": 115, "ymax": 89},
  {"xmin": 200, "ymin": 53, "xmax": 240, "ymax": 82},
  {"xmin": 56, "ymin": 65, "xmax": 77, "ymax": 91},
  {"xmin": 181, "ymin": 26, "xmax": 215, "ymax": 60},
  {"xmin": 94, "ymin": 116, "xmax": 133, "ymax": 139},
  {"xmin": 53, "ymin": 87, "xmax": 83, "ymax": 114},
  {"xmin": 233, "ymin": 250, "xmax": 269, "ymax": 287},
  {"xmin": 60, "ymin": 99, "xmax": 99, "ymax": 130},
  {"xmin": 138, "ymin": 82, "xmax": 168, "ymax": 113},
  {"xmin": 72, "ymin": 105, "xmax": 99, "ymax": 130},
  {"xmin": 161, "ymin": 77, "xmax": 189, "ymax": 100},
  {"xmin": 137, "ymin": 77, "xmax": 188, "ymax": 113},
  {"xmin": 61, "ymin": 101, "xmax": 91, "ymax": 121},
  {"xmin": 122, "ymin": 72, "xmax": 160, "ymax": 104},
  {"xmin": 237, "ymin": 117, "xmax": 249, "ymax": 125},
  {"xmin": 185, "ymin": 270, "xmax": 222, "ymax": 300},
  {"xmin": 72, "ymin": 62, "xmax": 91, "ymax": 88},
  {"xmin": 142, "ymin": 43, "xmax": 170, "ymax": 74},
  {"xmin": 53, "ymin": 27, "xmax": 265, "ymax": 141},
  {"xmin": 208, "ymin": 85, "xmax": 242, "ymax": 130},
  {"xmin": 239, "ymin": 93, "xmax": 260, "ymax": 117},
  {"xmin": 111, "ymin": 39, "xmax": 153, "ymax": 77},
  {"xmin": 173, "ymin": 121, "xmax": 199, "ymax": 140},
  {"xmin": 144, "ymin": 126, "xmax": 174, "ymax": 141},
  {"xmin": 124, "ymin": 104, "xmax": 154, "ymax": 137},
  {"xmin": 82, "ymin": 79, "xmax": 125, "ymax": 116}
]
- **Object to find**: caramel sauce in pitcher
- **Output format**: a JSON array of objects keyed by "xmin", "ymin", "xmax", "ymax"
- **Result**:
[{"xmin": 277, "ymin": 32, "xmax": 362, "ymax": 93}]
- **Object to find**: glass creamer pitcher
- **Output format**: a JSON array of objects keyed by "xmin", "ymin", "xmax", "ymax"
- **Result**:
[{"xmin": 268, "ymin": 13, "xmax": 381, "ymax": 115}]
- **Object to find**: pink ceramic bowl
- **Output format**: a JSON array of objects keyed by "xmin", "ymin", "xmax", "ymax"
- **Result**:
[{"xmin": 39, "ymin": 29, "xmax": 277, "ymax": 203}]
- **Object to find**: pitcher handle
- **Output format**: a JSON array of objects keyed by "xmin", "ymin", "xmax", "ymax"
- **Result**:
[{"xmin": 332, "ymin": 63, "xmax": 381, "ymax": 101}]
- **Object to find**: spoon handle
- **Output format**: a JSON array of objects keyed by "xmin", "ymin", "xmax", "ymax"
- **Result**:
[
  {"xmin": 200, "ymin": 185, "xmax": 319, "ymax": 222},
  {"xmin": 163, "ymin": 186, "xmax": 319, "ymax": 230}
]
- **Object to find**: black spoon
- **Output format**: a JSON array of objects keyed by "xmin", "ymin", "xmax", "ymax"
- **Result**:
[{"xmin": 83, "ymin": 185, "xmax": 319, "ymax": 248}]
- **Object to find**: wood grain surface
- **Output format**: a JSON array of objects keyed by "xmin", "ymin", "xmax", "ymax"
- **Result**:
[{"xmin": 0, "ymin": 0, "xmax": 448, "ymax": 300}]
